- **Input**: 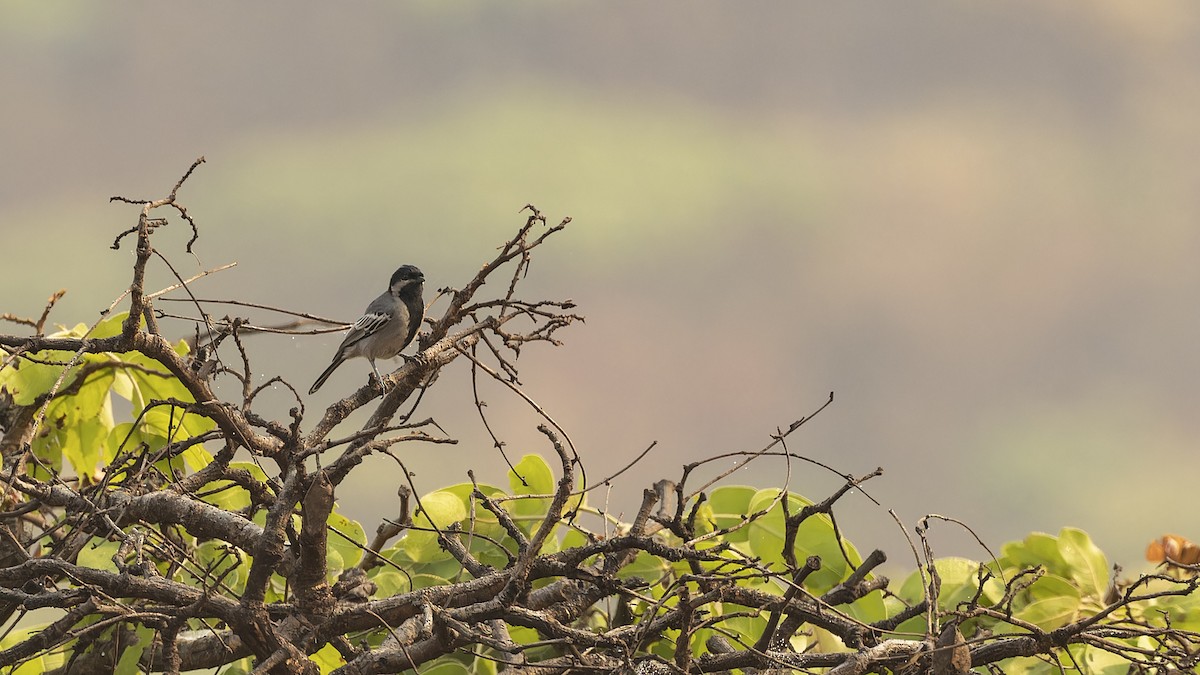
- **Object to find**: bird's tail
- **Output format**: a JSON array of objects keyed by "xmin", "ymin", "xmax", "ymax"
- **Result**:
[{"xmin": 309, "ymin": 358, "xmax": 343, "ymax": 395}]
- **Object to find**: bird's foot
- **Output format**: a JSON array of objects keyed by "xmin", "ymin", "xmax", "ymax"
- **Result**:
[{"xmin": 369, "ymin": 372, "xmax": 392, "ymax": 393}]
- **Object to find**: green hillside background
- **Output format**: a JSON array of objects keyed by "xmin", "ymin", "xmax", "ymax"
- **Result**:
[{"xmin": 2, "ymin": 1, "xmax": 1198, "ymax": 569}]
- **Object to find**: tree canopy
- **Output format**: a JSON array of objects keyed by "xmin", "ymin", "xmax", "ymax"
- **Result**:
[{"xmin": 0, "ymin": 160, "xmax": 1198, "ymax": 674}]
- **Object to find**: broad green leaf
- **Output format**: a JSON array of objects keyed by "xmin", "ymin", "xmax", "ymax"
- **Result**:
[
  {"xmin": 441, "ymin": 482, "xmax": 514, "ymax": 551},
  {"xmin": 327, "ymin": 511, "xmax": 367, "ymax": 570},
  {"xmin": 197, "ymin": 462, "xmax": 266, "ymax": 512},
  {"xmin": 73, "ymin": 382, "xmax": 115, "ymax": 475},
  {"xmin": 370, "ymin": 568, "xmax": 409, "ymax": 597},
  {"xmin": 2, "ymin": 625, "xmax": 50, "ymax": 674},
  {"xmin": 402, "ymin": 491, "xmax": 468, "ymax": 562},
  {"xmin": 310, "ymin": 642, "xmax": 346, "ymax": 674},
  {"xmin": 745, "ymin": 488, "xmax": 861, "ymax": 594},
  {"xmin": 506, "ymin": 455, "xmax": 557, "ymax": 528},
  {"xmin": 198, "ymin": 479, "xmax": 251, "ymax": 512},
  {"xmin": 509, "ymin": 454, "xmax": 554, "ymax": 495},
  {"xmin": 409, "ymin": 572, "xmax": 452, "ymax": 590},
  {"xmin": 1074, "ymin": 644, "xmax": 1134, "ymax": 674},
  {"xmin": 999, "ymin": 532, "xmax": 1067, "ymax": 574},
  {"xmin": 12, "ymin": 656, "xmax": 49, "ymax": 675},
  {"xmin": 115, "ymin": 625, "xmax": 156, "ymax": 675},
  {"xmin": 418, "ymin": 491, "xmax": 469, "ymax": 528},
  {"xmin": 41, "ymin": 375, "xmax": 114, "ymax": 478},
  {"xmin": 466, "ymin": 529, "xmax": 515, "ymax": 569},
  {"xmin": 898, "ymin": 557, "xmax": 999, "ymax": 607},
  {"xmin": 0, "ymin": 624, "xmax": 56, "ymax": 667},
  {"xmin": 125, "ymin": 350, "xmax": 214, "ymax": 442},
  {"xmin": 845, "ymin": 590, "xmax": 889, "ymax": 625},
  {"xmin": 536, "ymin": 533, "xmax": 561, "ymax": 554},
  {"xmin": 561, "ymin": 527, "xmax": 591, "ymax": 553},
  {"xmin": 707, "ymin": 485, "xmax": 756, "ymax": 542},
  {"xmin": 616, "ymin": 550, "xmax": 671, "ymax": 586},
  {"xmin": 724, "ymin": 612, "xmax": 771, "ymax": 649},
  {"xmin": 104, "ymin": 423, "xmax": 168, "ymax": 478},
  {"xmin": 109, "ymin": 364, "xmax": 137, "ymax": 400},
  {"xmin": 78, "ymin": 539, "xmax": 120, "ymax": 573},
  {"xmin": 184, "ymin": 440, "xmax": 214, "ymax": 468},
  {"xmin": 507, "ymin": 625, "xmax": 539, "ymax": 645},
  {"xmin": 690, "ymin": 501, "xmax": 716, "ymax": 535},
  {"xmin": 188, "ymin": 541, "xmax": 248, "ymax": 593},
  {"xmin": 1016, "ymin": 574, "xmax": 1080, "ymax": 629},
  {"xmin": 441, "ymin": 481, "xmax": 507, "ymax": 502},
  {"xmin": 470, "ymin": 653, "xmax": 498, "ymax": 675},
  {"xmin": 1056, "ymin": 527, "xmax": 1108, "ymax": 600},
  {"xmin": 0, "ymin": 349, "xmax": 78, "ymax": 405},
  {"xmin": 92, "ymin": 312, "xmax": 129, "ymax": 339},
  {"xmin": 220, "ymin": 657, "xmax": 255, "ymax": 675},
  {"xmin": 1137, "ymin": 591, "xmax": 1200, "ymax": 632}
]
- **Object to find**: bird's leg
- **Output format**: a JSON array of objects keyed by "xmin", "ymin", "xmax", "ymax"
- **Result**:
[{"xmin": 369, "ymin": 359, "xmax": 390, "ymax": 392}]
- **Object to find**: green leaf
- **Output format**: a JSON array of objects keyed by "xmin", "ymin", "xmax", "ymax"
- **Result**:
[
  {"xmin": 92, "ymin": 311, "xmax": 129, "ymax": 339},
  {"xmin": 187, "ymin": 541, "xmax": 248, "ymax": 593},
  {"xmin": 507, "ymin": 455, "xmax": 556, "ymax": 530},
  {"xmin": 42, "ymin": 373, "xmax": 115, "ymax": 479},
  {"xmin": 114, "ymin": 625, "xmax": 156, "ymax": 675},
  {"xmin": 132, "ymin": 377, "xmax": 215, "ymax": 442},
  {"xmin": 690, "ymin": 501, "xmax": 716, "ymax": 535},
  {"xmin": 441, "ymin": 482, "xmax": 512, "ymax": 551},
  {"xmin": 724, "ymin": 612, "xmax": 771, "ymax": 648},
  {"xmin": 440, "ymin": 481, "xmax": 507, "ymax": 502},
  {"xmin": 999, "ymin": 532, "xmax": 1068, "ymax": 574},
  {"xmin": 409, "ymin": 572, "xmax": 453, "ymax": 590},
  {"xmin": 707, "ymin": 485, "xmax": 756, "ymax": 542},
  {"xmin": 78, "ymin": 540, "xmax": 120, "ymax": 573},
  {"xmin": 1137, "ymin": 591, "xmax": 1200, "ymax": 632},
  {"xmin": 745, "ymin": 488, "xmax": 861, "ymax": 594},
  {"xmin": 104, "ymin": 423, "xmax": 168, "ymax": 476},
  {"xmin": 417, "ymin": 491, "xmax": 469, "ymax": 528},
  {"xmin": 197, "ymin": 461, "xmax": 267, "ymax": 512},
  {"xmin": 898, "ymin": 557, "xmax": 1003, "ymax": 610},
  {"xmin": 1016, "ymin": 574, "xmax": 1080, "ymax": 629},
  {"xmin": 561, "ymin": 527, "xmax": 590, "ymax": 553},
  {"xmin": 1056, "ymin": 527, "xmax": 1108, "ymax": 600},
  {"xmin": 470, "ymin": 652, "xmax": 498, "ymax": 675},
  {"xmin": 616, "ymin": 550, "xmax": 671, "ymax": 586},
  {"xmin": 509, "ymin": 454, "xmax": 555, "ymax": 495},
  {"xmin": 72, "ymin": 385, "xmax": 115, "ymax": 476},
  {"xmin": 1072, "ymin": 644, "xmax": 1133, "ymax": 675},
  {"xmin": 327, "ymin": 511, "xmax": 367, "ymax": 570},
  {"xmin": 370, "ymin": 568, "xmax": 409, "ymax": 597},
  {"xmin": 220, "ymin": 657, "xmax": 255, "ymax": 675},
  {"xmin": 0, "ymin": 349, "xmax": 76, "ymax": 405},
  {"xmin": 310, "ymin": 642, "xmax": 346, "ymax": 674},
  {"xmin": 198, "ymin": 481, "xmax": 250, "ymax": 513},
  {"xmin": 0, "ymin": 625, "xmax": 52, "ymax": 674},
  {"xmin": 402, "ymin": 491, "xmax": 469, "ymax": 562},
  {"xmin": 11, "ymin": 656, "xmax": 49, "ymax": 675},
  {"xmin": 845, "ymin": 591, "xmax": 889, "ymax": 625}
]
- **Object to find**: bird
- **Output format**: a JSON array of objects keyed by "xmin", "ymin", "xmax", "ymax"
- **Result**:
[{"xmin": 309, "ymin": 265, "xmax": 426, "ymax": 395}]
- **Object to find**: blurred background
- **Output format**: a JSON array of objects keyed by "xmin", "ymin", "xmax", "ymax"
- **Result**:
[{"xmin": 2, "ymin": 1, "xmax": 1198, "ymax": 572}]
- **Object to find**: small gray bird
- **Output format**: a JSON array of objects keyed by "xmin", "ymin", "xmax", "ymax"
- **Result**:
[{"xmin": 309, "ymin": 265, "xmax": 426, "ymax": 395}]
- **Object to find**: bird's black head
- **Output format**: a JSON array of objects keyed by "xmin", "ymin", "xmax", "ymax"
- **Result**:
[{"xmin": 388, "ymin": 265, "xmax": 425, "ymax": 295}]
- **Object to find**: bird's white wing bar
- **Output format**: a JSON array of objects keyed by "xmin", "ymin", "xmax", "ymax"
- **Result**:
[{"xmin": 352, "ymin": 312, "xmax": 390, "ymax": 337}]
